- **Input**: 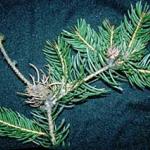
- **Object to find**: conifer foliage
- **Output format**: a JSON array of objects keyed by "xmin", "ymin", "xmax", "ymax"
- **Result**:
[{"xmin": 0, "ymin": 1, "xmax": 150, "ymax": 149}]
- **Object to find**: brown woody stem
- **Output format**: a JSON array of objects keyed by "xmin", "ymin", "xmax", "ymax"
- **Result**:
[
  {"xmin": 0, "ymin": 37, "xmax": 31, "ymax": 86},
  {"xmin": 45, "ymin": 100, "xmax": 56, "ymax": 145}
]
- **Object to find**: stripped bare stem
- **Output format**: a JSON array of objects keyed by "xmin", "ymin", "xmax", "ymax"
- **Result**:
[{"xmin": 0, "ymin": 35, "xmax": 31, "ymax": 86}]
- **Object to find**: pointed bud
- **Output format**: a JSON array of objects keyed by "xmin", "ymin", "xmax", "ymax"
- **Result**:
[{"xmin": 107, "ymin": 47, "xmax": 120, "ymax": 60}]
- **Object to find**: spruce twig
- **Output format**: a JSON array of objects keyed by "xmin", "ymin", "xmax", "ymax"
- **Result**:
[
  {"xmin": 0, "ymin": 35, "xmax": 31, "ymax": 86},
  {"xmin": 45, "ymin": 101, "xmax": 56, "ymax": 145}
]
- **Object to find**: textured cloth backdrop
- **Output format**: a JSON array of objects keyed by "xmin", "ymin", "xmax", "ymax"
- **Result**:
[{"xmin": 0, "ymin": 0, "xmax": 150, "ymax": 150}]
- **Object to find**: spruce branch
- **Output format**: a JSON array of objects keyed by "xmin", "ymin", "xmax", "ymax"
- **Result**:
[
  {"xmin": 0, "ymin": 1, "xmax": 150, "ymax": 149},
  {"xmin": 32, "ymin": 105, "xmax": 70, "ymax": 147},
  {"xmin": 62, "ymin": 20, "xmax": 122, "ymax": 90},
  {"xmin": 0, "ymin": 107, "xmax": 48, "ymax": 144},
  {"xmin": 62, "ymin": 1, "xmax": 150, "ymax": 89},
  {"xmin": 0, "ymin": 35, "xmax": 70, "ymax": 147},
  {"xmin": 116, "ymin": 1, "xmax": 150, "ymax": 57},
  {"xmin": 74, "ymin": 28, "xmax": 96, "ymax": 51},
  {"xmin": 128, "ymin": 12, "xmax": 145, "ymax": 48},
  {"xmin": 62, "ymin": 19, "xmax": 100, "ymax": 53},
  {"xmin": 43, "ymin": 37, "xmax": 71, "ymax": 82}
]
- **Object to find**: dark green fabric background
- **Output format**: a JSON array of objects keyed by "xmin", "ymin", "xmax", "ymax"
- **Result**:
[{"xmin": 0, "ymin": 0, "xmax": 150, "ymax": 150}]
